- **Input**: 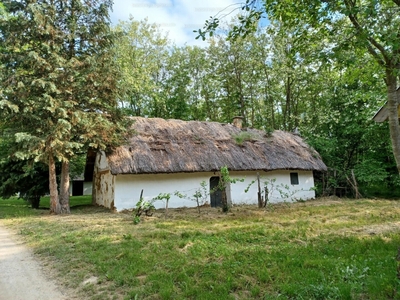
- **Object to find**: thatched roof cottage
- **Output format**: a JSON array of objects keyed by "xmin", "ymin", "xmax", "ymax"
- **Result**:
[{"xmin": 88, "ymin": 117, "xmax": 327, "ymax": 211}]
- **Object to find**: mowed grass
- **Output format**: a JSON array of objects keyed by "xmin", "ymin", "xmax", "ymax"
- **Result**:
[
  {"xmin": 0, "ymin": 195, "xmax": 93, "ymax": 218},
  {"xmin": 1, "ymin": 197, "xmax": 400, "ymax": 299}
]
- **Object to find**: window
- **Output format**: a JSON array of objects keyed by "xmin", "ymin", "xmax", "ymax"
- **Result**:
[{"xmin": 290, "ymin": 172, "xmax": 299, "ymax": 185}]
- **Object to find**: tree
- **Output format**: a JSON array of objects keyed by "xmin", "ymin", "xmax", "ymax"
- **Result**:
[
  {"xmin": 0, "ymin": 0, "xmax": 127, "ymax": 214},
  {"xmin": 161, "ymin": 45, "xmax": 218, "ymax": 121},
  {"xmin": 111, "ymin": 12, "xmax": 396, "ymax": 196},
  {"xmin": 198, "ymin": 0, "xmax": 400, "ymax": 174},
  {"xmin": 0, "ymin": 159, "xmax": 51, "ymax": 209},
  {"xmin": 160, "ymin": 46, "xmax": 191, "ymax": 120},
  {"xmin": 209, "ymin": 35, "xmax": 251, "ymax": 125},
  {"xmin": 302, "ymin": 52, "xmax": 395, "ymax": 195},
  {"xmin": 0, "ymin": 127, "xmax": 51, "ymax": 208},
  {"xmin": 113, "ymin": 17, "xmax": 169, "ymax": 117}
]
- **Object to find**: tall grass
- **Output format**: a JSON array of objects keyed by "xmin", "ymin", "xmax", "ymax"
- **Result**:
[{"xmin": 1, "ymin": 197, "xmax": 400, "ymax": 299}]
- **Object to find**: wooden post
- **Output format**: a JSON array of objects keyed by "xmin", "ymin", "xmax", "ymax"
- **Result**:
[
  {"xmin": 257, "ymin": 172, "xmax": 263, "ymax": 208},
  {"xmin": 139, "ymin": 189, "xmax": 143, "ymax": 201},
  {"xmin": 196, "ymin": 195, "xmax": 200, "ymax": 214},
  {"xmin": 264, "ymin": 186, "xmax": 269, "ymax": 207},
  {"xmin": 139, "ymin": 189, "xmax": 144, "ymax": 216}
]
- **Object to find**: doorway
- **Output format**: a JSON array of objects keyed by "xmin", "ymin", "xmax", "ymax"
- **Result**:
[
  {"xmin": 72, "ymin": 181, "xmax": 84, "ymax": 196},
  {"xmin": 209, "ymin": 176, "xmax": 222, "ymax": 207}
]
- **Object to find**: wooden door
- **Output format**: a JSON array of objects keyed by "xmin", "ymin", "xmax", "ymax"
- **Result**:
[{"xmin": 210, "ymin": 176, "xmax": 222, "ymax": 207}]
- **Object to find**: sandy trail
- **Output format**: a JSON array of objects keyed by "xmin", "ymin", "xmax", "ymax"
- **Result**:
[{"xmin": 0, "ymin": 223, "xmax": 71, "ymax": 300}]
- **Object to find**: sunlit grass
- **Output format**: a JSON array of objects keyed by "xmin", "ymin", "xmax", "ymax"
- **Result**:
[
  {"xmin": 0, "ymin": 195, "xmax": 93, "ymax": 219},
  {"xmin": 1, "ymin": 197, "xmax": 400, "ymax": 299}
]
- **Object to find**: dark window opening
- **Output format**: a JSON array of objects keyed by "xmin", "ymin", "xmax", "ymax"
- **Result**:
[{"xmin": 290, "ymin": 172, "xmax": 299, "ymax": 185}]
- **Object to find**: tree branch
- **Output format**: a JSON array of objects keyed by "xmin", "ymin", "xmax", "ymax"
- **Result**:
[
  {"xmin": 365, "ymin": 43, "xmax": 386, "ymax": 67},
  {"xmin": 392, "ymin": 0, "xmax": 400, "ymax": 7},
  {"xmin": 343, "ymin": 0, "xmax": 388, "ymax": 66},
  {"xmin": 394, "ymin": 29, "xmax": 400, "ymax": 61}
]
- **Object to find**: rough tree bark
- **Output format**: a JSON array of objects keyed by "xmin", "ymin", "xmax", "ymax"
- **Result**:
[
  {"xmin": 29, "ymin": 195, "xmax": 40, "ymax": 209},
  {"xmin": 386, "ymin": 72, "xmax": 400, "ymax": 174},
  {"xmin": 219, "ymin": 174, "xmax": 230, "ymax": 212},
  {"xmin": 59, "ymin": 161, "xmax": 71, "ymax": 214},
  {"xmin": 48, "ymin": 155, "xmax": 60, "ymax": 214}
]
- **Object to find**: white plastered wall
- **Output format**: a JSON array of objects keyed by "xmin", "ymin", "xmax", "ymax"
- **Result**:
[
  {"xmin": 114, "ymin": 172, "xmax": 215, "ymax": 210},
  {"xmin": 69, "ymin": 181, "xmax": 93, "ymax": 196},
  {"xmin": 229, "ymin": 170, "xmax": 315, "ymax": 205},
  {"xmin": 112, "ymin": 170, "xmax": 316, "ymax": 211},
  {"xmin": 83, "ymin": 182, "xmax": 92, "ymax": 195}
]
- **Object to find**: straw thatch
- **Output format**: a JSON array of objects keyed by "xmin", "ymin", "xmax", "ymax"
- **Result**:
[{"xmin": 106, "ymin": 117, "xmax": 327, "ymax": 175}]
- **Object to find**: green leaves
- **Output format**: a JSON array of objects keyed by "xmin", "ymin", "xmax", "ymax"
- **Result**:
[
  {"xmin": 0, "ymin": 0, "xmax": 128, "ymax": 213},
  {"xmin": 194, "ymin": 17, "xmax": 220, "ymax": 41},
  {"xmin": 0, "ymin": 100, "xmax": 19, "ymax": 113},
  {"xmin": 0, "ymin": 0, "xmax": 125, "ymax": 157},
  {"xmin": 113, "ymin": 18, "xmax": 169, "ymax": 117}
]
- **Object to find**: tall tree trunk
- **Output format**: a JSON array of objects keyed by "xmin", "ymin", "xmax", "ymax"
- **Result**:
[
  {"xmin": 59, "ymin": 161, "xmax": 71, "ymax": 214},
  {"xmin": 262, "ymin": 65, "xmax": 275, "ymax": 129},
  {"xmin": 221, "ymin": 186, "xmax": 229, "ymax": 213},
  {"xmin": 386, "ymin": 72, "xmax": 400, "ymax": 174},
  {"xmin": 284, "ymin": 75, "xmax": 292, "ymax": 131},
  {"xmin": 219, "ymin": 173, "xmax": 230, "ymax": 213},
  {"xmin": 393, "ymin": 76, "xmax": 400, "ymax": 282},
  {"xmin": 269, "ymin": 94, "xmax": 275, "ymax": 129},
  {"xmin": 49, "ymin": 155, "xmax": 60, "ymax": 214},
  {"xmin": 30, "ymin": 195, "xmax": 40, "ymax": 209}
]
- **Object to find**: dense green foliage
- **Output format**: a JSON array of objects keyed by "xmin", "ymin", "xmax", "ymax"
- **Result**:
[
  {"xmin": 0, "ymin": 0, "xmax": 127, "ymax": 213},
  {"xmin": 114, "ymin": 17, "xmax": 398, "ymax": 197},
  {"xmin": 195, "ymin": 0, "xmax": 400, "ymax": 192},
  {"xmin": 0, "ymin": 159, "xmax": 50, "ymax": 208},
  {"xmin": 0, "ymin": 123, "xmax": 50, "ymax": 208},
  {"xmin": 1, "ymin": 1, "xmax": 399, "ymax": 203}
]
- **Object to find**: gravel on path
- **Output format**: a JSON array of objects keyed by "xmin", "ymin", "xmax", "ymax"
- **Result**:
[{"xmin": 0, "ymin": 223, "xmax": 72, "ymax": 300}]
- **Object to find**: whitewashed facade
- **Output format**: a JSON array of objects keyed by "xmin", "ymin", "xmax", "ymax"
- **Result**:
[
  {"xmin": 91, "ymin": 117, "xmax": 327, "ymax": 211},
  {"xmin": 94, "ymin": 151, "xmax": 316, "ymax": 211}
]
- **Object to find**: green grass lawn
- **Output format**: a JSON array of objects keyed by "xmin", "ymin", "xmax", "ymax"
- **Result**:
[
  {"xmin": 0, "ymin": 195, "xmax": 92, "ymax": 219},
  {"xmin": 1, "ymin": 197, "xmax": 400, "ymax": 299}
]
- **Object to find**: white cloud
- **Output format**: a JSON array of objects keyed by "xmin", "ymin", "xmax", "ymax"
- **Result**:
[{"xmin": 110, "ymin": 0, "xmax": 240, "ymax": 46}]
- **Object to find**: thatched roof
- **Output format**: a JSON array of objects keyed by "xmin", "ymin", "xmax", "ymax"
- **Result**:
[{"xmin": 106, "ymin": 117, "xmax": 327, "ymax": 175}]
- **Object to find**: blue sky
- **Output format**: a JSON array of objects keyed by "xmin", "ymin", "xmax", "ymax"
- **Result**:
[{"xmin": 110, "ymin": 0, "xmax": 242, "ymax": 46}]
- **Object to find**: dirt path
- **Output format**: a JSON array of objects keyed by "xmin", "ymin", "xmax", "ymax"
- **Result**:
[{"xmin": 0, "ymin": 223, "xmax": 72, "ymax": 300}]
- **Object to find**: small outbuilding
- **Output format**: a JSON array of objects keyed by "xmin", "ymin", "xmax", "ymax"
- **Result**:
[
  {"xmin": 69, "ymin": 175, "xmax": 93, "ymax": 196},
  {"xmin": 372, "ymin": 104, "xmax": 400, "ymax": 122},
  {"xmin": 88, "ymin": 117, "xmax": 327, "ymax": 211}
]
